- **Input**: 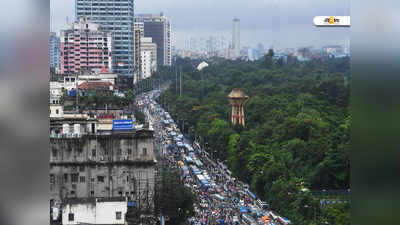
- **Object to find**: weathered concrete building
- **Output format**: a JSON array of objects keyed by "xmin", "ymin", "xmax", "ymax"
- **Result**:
[
  {"xmin": 61, "ymin": 197, "xmax": 128, "ymax": 225},
  {"xmin": 50, "ymin": 117, "xmax": 156, "ymax": 206}
]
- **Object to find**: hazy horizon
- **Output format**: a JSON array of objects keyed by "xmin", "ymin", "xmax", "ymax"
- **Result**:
[{"xmin": 51, "ymin": 0, "xmax": 350, "ymax": 50}]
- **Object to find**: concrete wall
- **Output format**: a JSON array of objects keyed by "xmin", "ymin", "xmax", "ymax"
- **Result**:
[
  {"xmin": 50, "ymin": 134, "xmax": 155, "ymax": 164},
  {"xmin": 62, "ymin": 199, "xmax": 127, "ymax": 225},
  {"xmin": 50, "ymin": 105, "xmax": 64, "ymax": 118},
  {"xmin": 50, "ymin": 165, "xmax": 155, "ymax": 201},
  {"xmin": 50, "ymin": 131, "xmax": 156, "ymax": 202}
]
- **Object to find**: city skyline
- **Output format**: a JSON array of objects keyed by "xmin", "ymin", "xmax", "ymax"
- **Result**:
[{"xmin": 51, "ymin": 0, "xmax": 349, "ymax": 50}]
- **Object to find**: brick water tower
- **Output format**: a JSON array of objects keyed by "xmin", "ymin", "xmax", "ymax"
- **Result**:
[{"xmin": 227, "ymin": 88, "xmax": 249, "ymax": 126}]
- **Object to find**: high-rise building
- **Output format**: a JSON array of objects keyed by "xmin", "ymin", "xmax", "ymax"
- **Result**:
[
  {"xmin": 134, "ymin": 22, "xmax": 145, "ymax": 37},
  {"xmin": 60, "ymin": 17, "xmax": 112, "ymax": 75},
  {"xmin": 322, "ymin": 45, "xmax": 345, "ymax": 56},
  {"xmin": 232, "ymin": 18, "xmax": 240, "ymax": 59},
  {"xmin": 133, "ymin": 22, "xmax": 144, "ymax": 83},
  {"xmin": 135, "ymin": 13, "xmax": 171, "ymax": 66},
  {"xmin": 247, "ymin": 48, "xmax": 256, "ymax": 61},
  {"xmin": 75, "ymin": 0, "xmax": 134, "ymax": 76},
  {"xmin": 140, "ymin": 37, "xmax": 157, "ymax": 79},
  {"xmin": 50, "ymin": 32, "xmax": 61, "ymax": 72}
]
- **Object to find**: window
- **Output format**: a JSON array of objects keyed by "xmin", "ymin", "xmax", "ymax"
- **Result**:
[
  {"xmin": 116, "ymin": 212, "xmax": 122, "ymax": 220},
  {"xmin": 79, "ymin": 165, "xmax": 85, "ymax": 172},
  {"xmin": 90, "ymin": 190, "xmax": 94, "ymax": 196},
  {"xmin": 142, "ymin": 148, "xmax": 147, "ymax": 156},
  {"xmin": 117, "ymin": 148, "xmax": 121, "ymax": 155},
  {"xmin": 64, "ymin": 174, "xmax": 68, "ymax": 183},
  {"xmin": 92, "ymin": 149, "xmax": 96, "ymax": 157},
  {"xmin": 80, "ymin": 176, "xmax": 85, "ymax": 183},
  {"xmin": 56, "ymin": 109, "xmax": 59, "ymax": 114},
  {"xmin": 71, "ymin": 173, "xmax": 79, "ymax": 183},
  {"xmin": 68, "ymin": 213, "xmax": 74, "ymax": 221},
  {"xmin": 50, "ymin": 174, "xmax": 55, "ymax": 184},
  {"xmin": 127, "ymin": 148, "xmax": 132, "ymax": 155},
  {"xmin": 52, "ymin": 149, "xmax": 57, "ymax": 158},
  {"xmin": 97, "ymin": 176, "xmax": 104, "ymax": 183}
]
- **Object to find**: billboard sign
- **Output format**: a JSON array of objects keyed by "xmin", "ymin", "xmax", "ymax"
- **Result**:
[{"xmin": 113, "ymin": 120, "xmax": 133, "ymax": 130}]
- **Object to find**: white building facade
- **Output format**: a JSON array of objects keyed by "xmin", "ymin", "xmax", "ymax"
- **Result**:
[
  {"xmin": 62, "ymin": 198, "xmax": 128, "ymax": 225},
  {"xmin": 50, "ymin": 105, "xmax": 64, "ymax": 118},
  {"xmin": 141, "ymin": 51, "xmax": 152, "ymax": 79},
  {"xmin": 50, "ymin": 81, "xmax": 63, "ymax": 104},
  {"xmin": 140, "ymin": 37, "xmax": 157, "ymax": 79}
]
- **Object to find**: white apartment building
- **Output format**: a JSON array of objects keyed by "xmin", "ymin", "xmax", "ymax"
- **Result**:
[
  {"xmin": 141, "ymin": 51, "xmax": 152, "ymax": 79},
  {"xmin": 50, "ymin": 81, "xmax": 63, "ymax": 104},
  {"xmin": 140, "ymin": 37, "xmax": 157, "ymax": 79},
  {"xmin": 135, "ymin": 13, "xmax": 171, "ymax": 66}
]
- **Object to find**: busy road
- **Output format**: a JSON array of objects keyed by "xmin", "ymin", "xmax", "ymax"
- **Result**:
[{"xmin": 135, "ymin": 89, "xmax": 292, "ymax": 225}]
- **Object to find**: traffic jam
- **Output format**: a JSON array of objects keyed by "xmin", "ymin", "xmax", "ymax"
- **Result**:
[{"xmin": 137, "ymin": 90, "xmax": 292, "ymax": 225}]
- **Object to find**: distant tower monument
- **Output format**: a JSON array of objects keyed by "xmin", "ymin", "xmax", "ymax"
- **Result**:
[
  {"xmin": 227, "ymin": 88, "xmax": 249, "ymax": 126},
  {"xmin": 232, "ymin": 18, "xmax": 240, "ymax": 59}
]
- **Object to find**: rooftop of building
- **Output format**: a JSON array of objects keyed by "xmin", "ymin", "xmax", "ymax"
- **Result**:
[
  {"xmin": 78, "ymin": 81, "xmax": 115, "ymax": 90},
  {"xmin": 63, "ymin": 196, "xmax": 127, "ymax": 205}
]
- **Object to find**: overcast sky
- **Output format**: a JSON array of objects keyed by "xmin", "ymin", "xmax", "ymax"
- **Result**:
[{"xmin": 51, "ymin": 0, "xmax": 350, "ymax": 49}]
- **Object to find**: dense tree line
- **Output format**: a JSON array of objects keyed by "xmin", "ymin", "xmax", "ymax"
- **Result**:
[
  {"xmin": 154, "ymin": 167, "xmax": 197, "ymax": 225},
  {"xmin": 157, "ymin": 54, "xmax": 350, "ymax": 224}
]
